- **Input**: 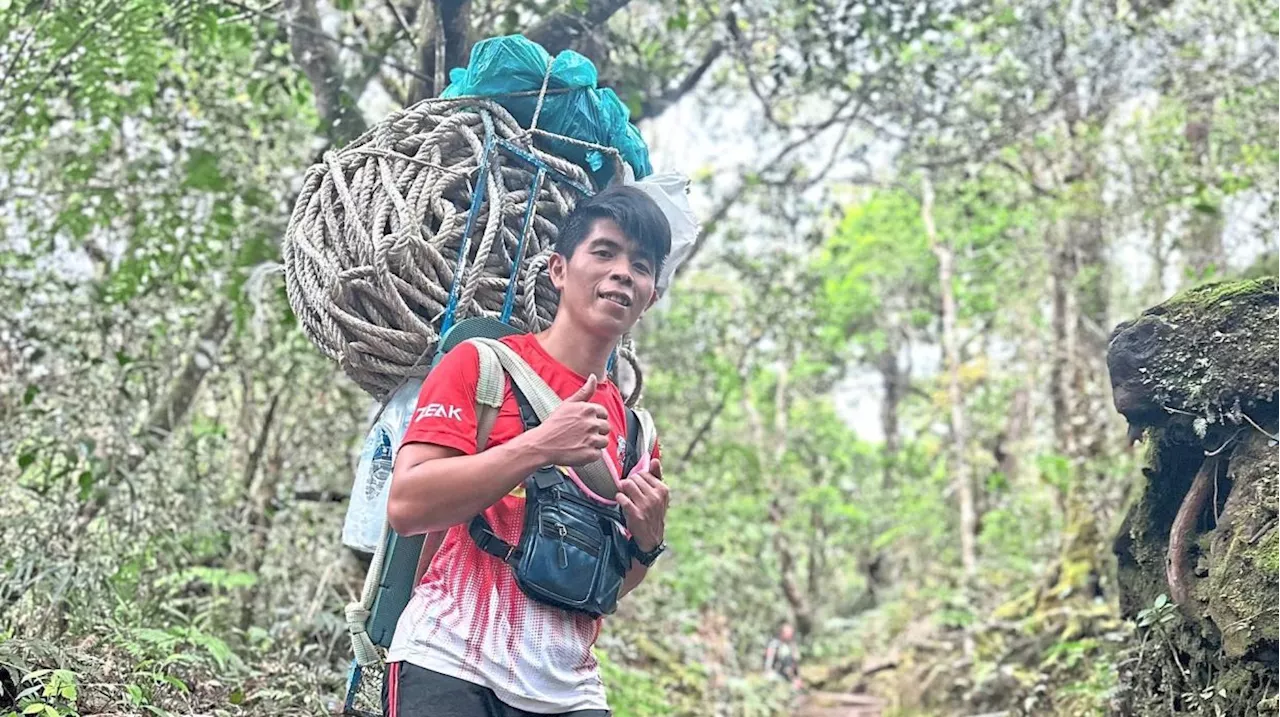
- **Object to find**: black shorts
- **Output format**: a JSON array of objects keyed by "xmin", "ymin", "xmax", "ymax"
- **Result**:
[{"xmin": 382, "ymin": 662, "xmax": 611, "ymax": 717}]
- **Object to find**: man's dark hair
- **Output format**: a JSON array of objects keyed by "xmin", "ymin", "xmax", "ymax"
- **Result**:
[{"xmin": 555, "ymin": 186, "xmax": 672, "ymax": 280}]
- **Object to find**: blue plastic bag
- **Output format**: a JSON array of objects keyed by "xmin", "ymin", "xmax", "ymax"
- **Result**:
[{"xmin": 441, "ymin": 35, "xmax": 651, "ymax": 185}]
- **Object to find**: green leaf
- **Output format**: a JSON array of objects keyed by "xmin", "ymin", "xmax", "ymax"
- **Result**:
[
  {"xmin": 228, "ymin": 689, "xmax": 244, "ymax": 705},
  {"xmin": 125, "ymin": 684, "xmax": 145, "ymax": 706},
  {"xmin": 1154, "ymin": 593, "xmax": 1169, "ymax": 609},
  {"xmin": 184, "ymin": 150, "xmax": 226, "ymax": 192},
  {"xmin": 77, "ymin": 471, "xmax": 95, "ymax": 502},
  {"xmin": 17, "ymin": 453, "xmax": 35, "ymax": 470},
  {"xmin": 23, "ymin": 705, "xmax": 44, "ymax": 715},
  {"xmin": 22, "ymin": 385, "xmax": 38, "ymax": 405}
]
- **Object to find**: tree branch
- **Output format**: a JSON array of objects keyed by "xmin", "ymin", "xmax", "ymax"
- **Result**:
[
  {"xmin": 674, "ymin": 99, "xmax": 864, "ymax": 283},
  {"xmin": 70, "ymin": 301, "xmax": 232, "ymax": 534},
  {"xmin": 282, "ymin": 0, "xmax": 369, "ymax": 142},
  {"xmin": 678, "ymin": 329, "xmax": 765, "ymax": 463},
  {"xmin": 410, "ymin": 0, "xmax": 469, "ymax": 102},
  {"xmin": 633, "ymin": 41, "xmax": 724, "ymax": 122},
  {"xmin": 408, "ymin": 0, "xmax": 634, "ymax": 103},
  {"xmin": 523, "ymin": 0, "xmax": 633, "ymax": 55}
]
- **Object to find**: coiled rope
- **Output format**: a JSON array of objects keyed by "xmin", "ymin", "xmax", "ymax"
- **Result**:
[{"xmin": 282, "ymin": 95, "xmax": 643, "ymax": 403}]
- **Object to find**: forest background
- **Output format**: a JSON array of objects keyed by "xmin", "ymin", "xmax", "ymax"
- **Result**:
[{"xmin": 1, "ymin": 0, "xmax": 1277, "ymax": 715}]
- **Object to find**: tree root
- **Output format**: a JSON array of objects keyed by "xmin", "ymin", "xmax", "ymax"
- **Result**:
[{"xmin": 1166, "ymin": 455, "xmax": 1221, "ymax": 606}]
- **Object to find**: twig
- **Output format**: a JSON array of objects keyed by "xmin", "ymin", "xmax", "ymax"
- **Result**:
[
  {"xmin": 216, "ymin": 0, "xmax": 434, "ymax": 83},
  {"xmin": 1241, "ymin": 412, "xmax": 1278, "ymax": 441},
  {"xmin": 0, "ymin": 0, "xmax": 52, "ymax": 96},
  {"xmin": 678, "ymin": 330, "xmax": 766, "ymax": 463},
  {"xmin": 2, "ymin": 0, "xmax": 123, "ymax": 128},
  {"xmin": 383, "ymin": 0, "xmax": 416, "ymax": 48},
  {"xmin": 1245, "ymin": 516, "xmax": 1277, "ymax": 545},
  {"xmin": 1204, "ymin": 428, "xmax": 1244, "ymax": 456},
  {"xmin": 1213, "ymin": 456, "xmax": 1222, "ymax": 527},
  {"xmin": 1164, "ymin": 634, "xmax": 1188, "ymax": 678},
  {"xmin": 216, "ymin": 0, "xmax": 281, "ymax": 23}
]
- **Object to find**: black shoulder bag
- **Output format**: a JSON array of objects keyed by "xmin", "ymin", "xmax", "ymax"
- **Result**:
[{"xmin": 468, "ymin": 386, "xmax": 641, "ymax": 618}]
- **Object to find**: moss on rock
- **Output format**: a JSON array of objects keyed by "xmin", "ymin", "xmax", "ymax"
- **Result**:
[{"xmin": 1108, "ymin": 277, "xmax": 1277, "ymax": 433}]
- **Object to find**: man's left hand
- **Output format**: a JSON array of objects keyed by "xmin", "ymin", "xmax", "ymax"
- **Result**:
[{"xmin": 616, "ymin": 459, "xmax": 667, "ymax": 553}]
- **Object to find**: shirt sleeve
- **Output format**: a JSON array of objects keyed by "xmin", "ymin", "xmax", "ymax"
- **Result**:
[{"xmin": 400, "ymin": 341, "xmax": 482, "ymax": 456}]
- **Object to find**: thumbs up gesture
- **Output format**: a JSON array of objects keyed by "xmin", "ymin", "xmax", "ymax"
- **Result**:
[{"xmin": 532, "ymin": 374, "xmax": 611, "ymax": 467}]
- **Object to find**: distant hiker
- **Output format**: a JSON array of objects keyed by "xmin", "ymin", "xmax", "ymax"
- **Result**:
[
  {"xmin": 764, "ymin": 621, "xmax": 803, "ymax": 689},
  {"xmin": 382, "ymin": 186, "xmax": 672, "ymax": 717}
]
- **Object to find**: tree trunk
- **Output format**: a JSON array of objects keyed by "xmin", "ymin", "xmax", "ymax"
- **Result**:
[
  {"xmin": 410, "ymin": 0, "xmax": 472, "ymax": 103},
  {"xmin": 284, "ymin": 0, "xmax": 368, "ymax": 143},
  {"xmin": 238, "ymin": 387, "xmax": 285, "ymax": 631},
  {"xmin": 1043, "ymin": 166, "xmax": 1113, "ymax": 606},
  {"xmin": 743, "ymin": 359, "xmax": 815, "ymax": 637},
  {"xmin": 878, "ymin": 315, "xmax": 904, "ymax": 489},
  {"xmin": 921, "ymin": 172, "xmax": 978, "ymax": 581},
  {"xmin": 1182, "ymin": 99, "xmax": 1225, "ymax": 280}
]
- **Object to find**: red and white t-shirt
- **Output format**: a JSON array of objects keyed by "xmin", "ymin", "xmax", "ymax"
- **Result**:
[{"xmin": 386, "ymin": 333, "xmax": 658, "ymax": 713}]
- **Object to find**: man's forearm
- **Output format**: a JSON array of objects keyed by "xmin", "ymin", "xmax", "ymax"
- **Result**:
[{"xmin": 387, "ymin": 434, "xmax": 548, "ymax": 536}]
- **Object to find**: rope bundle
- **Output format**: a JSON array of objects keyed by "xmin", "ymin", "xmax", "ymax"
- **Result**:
[{"xmin": 282, "ymin": 97, "xmax": 641, "ymax": 401}]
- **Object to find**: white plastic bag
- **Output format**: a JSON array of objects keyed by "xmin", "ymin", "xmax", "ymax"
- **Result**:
[
  {"xmin": 342, "ymin": 377, "xmax": 424, "ymax": 553},
  {"xmin": 624, "ymin": 169, "xmax": 700, "ymax": 295}
]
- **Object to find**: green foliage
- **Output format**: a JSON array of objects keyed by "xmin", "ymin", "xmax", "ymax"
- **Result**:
[
  {"xmin": 1136, "ymin": 593, "xmax": 1179, "ymax": 631},
  {"xmin": 597, "ymin": 650, "xmax": 671, "ymax": 716},
  {"xmin": 4, "ymin": 669, "xmax": 80, "ymax": 717}
]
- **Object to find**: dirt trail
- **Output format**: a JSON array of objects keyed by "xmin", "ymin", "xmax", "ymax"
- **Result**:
[{"xmin": 791, "ymin": 691, "xmax": 884, "ymax": 717}]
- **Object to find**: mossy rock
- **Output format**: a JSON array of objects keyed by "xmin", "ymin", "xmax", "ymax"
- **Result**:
[
  {"xmin": 1108, "ymin": 277, "xmax": 1277, "ymax": 436},
  {"xmin": 1109, "ymin": 278, "xmax": 1279, "ymax": 715}
]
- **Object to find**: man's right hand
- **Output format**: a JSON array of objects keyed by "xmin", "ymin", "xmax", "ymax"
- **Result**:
[{"xmin": 530, "ymin": 374, "xmax": 611, "ymax": 466}]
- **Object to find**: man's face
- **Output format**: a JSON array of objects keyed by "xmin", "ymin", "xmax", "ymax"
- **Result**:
[{"xmin": 548, "ymin": 218, "xmax": 658, "ymax": 339}]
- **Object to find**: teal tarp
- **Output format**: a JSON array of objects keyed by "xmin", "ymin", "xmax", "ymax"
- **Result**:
[{"xmin": 441, "ymin": 34, "xmax": 652, "ymax": 185}]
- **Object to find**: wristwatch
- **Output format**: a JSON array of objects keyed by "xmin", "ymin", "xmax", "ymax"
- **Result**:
[{"xmin": 629, "ymin": 538, "xmax": 666, "ymax": 567}]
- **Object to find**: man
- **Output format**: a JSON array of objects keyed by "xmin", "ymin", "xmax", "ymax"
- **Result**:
[
  {"xmin": 763, "ymin": 622, "xmax": 802, "ymax": 689},
  {"xmin": 383, "ymin": 186, "xmax": 672, "ymax": 716}
]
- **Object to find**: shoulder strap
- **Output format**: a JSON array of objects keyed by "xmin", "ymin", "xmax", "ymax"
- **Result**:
[
  {"xmin": 474, "ymin": 339, "xmax": 504, "ymax": 451},
  {"xmin": 632, "ymin": 407, "xmax": 657, "ymax": 457},
  {"xmin": 476, "ymin": 404, "xmax": 498, "ymax": 451},
  {"xmin": 412, "ymin": 344, "xmax": 506, "ymax": 584},
  {"xmin": 623, "ymin": 409, "xmax": 640, "ymax": 478}
]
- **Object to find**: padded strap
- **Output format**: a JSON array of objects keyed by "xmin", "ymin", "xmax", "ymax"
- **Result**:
[{"xmin": 404, "ymin": 352, "xmax": 505, "ymax": 594}]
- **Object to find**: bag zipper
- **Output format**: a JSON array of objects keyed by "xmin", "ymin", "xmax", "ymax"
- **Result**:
[{"xmin": 540, "ymin": 519, "xmax": 601, "ymax": 555}]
